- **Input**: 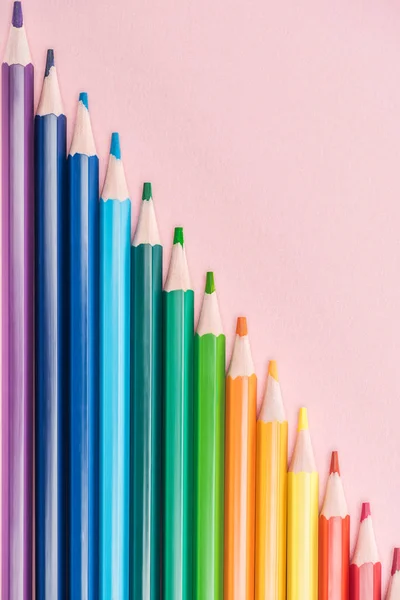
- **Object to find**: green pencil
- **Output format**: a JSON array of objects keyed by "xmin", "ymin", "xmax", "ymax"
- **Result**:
[
  {"xmin": 194, "ymin": 272, "xmax": 226, "ymax": 600},
  {"xmin": 130, "ymin": 183, "xmax": 162, "ymax": 599},
  {"xmin": 163, "ymin": 227, "xmax": 194, "ymax": 600}
]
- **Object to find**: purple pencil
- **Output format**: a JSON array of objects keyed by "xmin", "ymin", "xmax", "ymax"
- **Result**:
[{"xmin": 1, "ymin": 3, "xmax": 34, "ymax": 599}]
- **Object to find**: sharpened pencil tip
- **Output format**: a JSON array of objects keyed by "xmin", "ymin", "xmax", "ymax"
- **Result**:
[
  {"xmin": 330, "ymin": 451, "xmax": 340, "ymax": 475},
  {"xmin": 173, "ymin": 227, "xmax": 184, "ymax": 246},
  {"xmin": 142, "ymin": 182, "xmax": 152, "ymax": 201},
  {"xmin": 298, "ymin": 407, "xmax": 308, "ymax": 431},
  {"xmin": 392, "ymin": 548, "xmax": 400, "ymax": 575},
  {"xmin": 45, "ymin": 49, "xmax": 55, "ymax": 77},
  {"xmin": 205, "ymin": 272, "xmax": 215, "ymax": 294},
  {"xmin": 110, "ymin": 133, "xmax": 121, "ymax": 159},
  {"xmin": 360, "ymin": 502, "xmax": 371, "ymax": 522},
  {"xmin": 79, "ymin": 92, "xmax": 89, "ymax": 110},
  {"xmin": 12, "ymin": 1, "xmax": 23, "ymax": 27},
  {"xmin": 268, "ymin": 360, "xmax": 279, "ymax": 382},
  {"xmin": 236, "ymin": 317, "xmax": 248, "ymax": 337}
]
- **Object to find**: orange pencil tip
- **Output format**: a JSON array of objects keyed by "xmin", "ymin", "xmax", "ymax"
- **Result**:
[
  {"xmin": 268, "ymin": 360, "xmax": 279, "ymax": 381},
  {"xmin": 392, "ymin": 548, "xmax": 400, "ymax": 575},
  {"xmin": 360, "ymin": 502, "xmax": 371, "ymax": 522},
  {"xmin": 236, "ymin": 317, "xmax": 248, "ymax": 337},
  {"xmin": 330, "ymin": 451, "xmax": 340, "ymax": 475}
]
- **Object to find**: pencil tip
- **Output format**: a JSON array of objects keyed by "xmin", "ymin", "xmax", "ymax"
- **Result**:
[
  {"xmin": 236, "ymin": 317, "xmax": 248, "ymax": 337},
  {"xmin": 12, "ymin": 1, "xmax": 23, "ymax": 27},
  {"xmin": 173, "ymin": 227, "xmax": 184, "ymax": 246},
  {"xmin": 392, "ymin": 548, "xmax": 400, "ymax": 575},
  {"xmin": 110, "ymin": 133, "xmax": 121, "ymax": 159},
  {"xmin": 79, "ymin": 92, "xmax": 89, "ymax": 110},
  {"xmin": 45, "ymin": 49, "xmax": 55, "ymax": 77},
  {"xmin": 268, "ymin": 360, "xmax": 279, "ymax": 382},
  {"xmin": 298, "ymin": 407, "xmax": 308, "ymax": 431},
  {"xmin": 205, "ymin": 272, "xmax": 215, "ymax": 294},
  {"xmin": 360, "ymin": 502, "xmax": 371, "ymax": 522},
  {"xmin": 142, "ymin": 182, "xmax": 152, "ymax": 201},
  {"xmin": 330, "ymin": 451, "xmax": 340, "ymax": 475}
]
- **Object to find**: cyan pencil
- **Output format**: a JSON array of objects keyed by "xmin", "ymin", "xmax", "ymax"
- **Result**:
[{"xmin": 99, "ymin": 133, "xmax": 131, "ymax": 600}]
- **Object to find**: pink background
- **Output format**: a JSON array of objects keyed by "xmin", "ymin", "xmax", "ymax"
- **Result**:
[{"xmin": 1, "ymin": 0, "xmax": 400, "ymax": 587}]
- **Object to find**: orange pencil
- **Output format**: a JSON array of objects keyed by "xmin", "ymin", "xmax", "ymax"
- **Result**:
[
  {"xmin": 255, "ymin": 360, "xmax": 288, "ymax": 600},
  {"xmin": 224, "ymin": 317, "xmax": 257, "ymax": 600},
  {"xmin": 319, "ymin": 451, "xmax": 350, "ymax": 600}
]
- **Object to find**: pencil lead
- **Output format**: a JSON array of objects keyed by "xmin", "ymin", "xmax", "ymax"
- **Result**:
[
  {"xmin": 236, "ymin": 317, "xmax": 248, "ymax": 337},
  {"xmin": 142, "ymin": 182, "xmax": 152, "ymax": 201},
  {"xmin": 173, "ymin": 227, "xmax": 184, "ymax": 246},
  {"xmin": 330, "ymin": 450, "xmax": 340, "ymax": 475},
  {"xmin": 268, "ymin": 360, "xmax": 279, "ymax": 382},
  {"xmin": 12, "ymin": 1, "xmax": 23, "ymax": 27},
  {"xmin": 360, "ymin": 502, "xmax": 371, "ymax": 522},
  {"xmin": 45, "ymin": 49, "xmax": 55, "ymax": 77},
  {"xmin": 110, "ymin": 132, "xmax": 121, "ymax": 159},
  {"xmin": 392, "ymin": 548, "xmax": 400, "ymax": 575},
  {"xmin": 79, "ymin": 92, "xmax": 89, "ymax": 110},
  {"xmin": 298, "ymin": 407, "xmax": 308, "ymax": 431},
  {"xmin": 205, "ymin": 272, "xmax": 215, "ymax": 294}
]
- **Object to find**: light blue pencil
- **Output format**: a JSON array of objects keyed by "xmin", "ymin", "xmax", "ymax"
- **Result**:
[{"xmin": 99, "ymin": 133, "xmax": 131, "ymax": 600}]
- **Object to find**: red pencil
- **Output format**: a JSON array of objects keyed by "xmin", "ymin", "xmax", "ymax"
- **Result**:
[
  {"xmin": 349, "ymin": 503, "xmax": 381, "ymax": 600},
  {"xmin": 386, "ymin": 548, "xmax": 400, "ymax": 600},
  {"xmin": 319, "ymin": 451, "xmax": 350, "ymax": 600}
]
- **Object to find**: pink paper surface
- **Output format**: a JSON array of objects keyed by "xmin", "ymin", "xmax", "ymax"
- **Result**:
[{"xmin": 1, "ymin": 0, "xmax": 400, "ymax": 586}]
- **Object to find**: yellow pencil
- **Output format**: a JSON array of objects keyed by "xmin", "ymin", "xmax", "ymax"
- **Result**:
[
  {"xmin": 255, "ymin": 361, "xmax": 288, "ymax": 600},
  {"xmin": 287, "ymin": 407, "xmax": 319, "ymax": 600}
]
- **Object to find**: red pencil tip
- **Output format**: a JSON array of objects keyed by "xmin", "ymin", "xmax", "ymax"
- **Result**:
[
  {"xmin": 392, "ymin": 548, "xmax": 400, "ymax": 575},
  {"xmin": 236, "ymin": 317, "xmax": 248, "ymax": 337},
  {"xmin": 360, "ymin": 502, "xmax": 371, "ymax": 522},
  {"xmin": 329, "ymin": 451, "xmax": 340, "ymax": 475}
]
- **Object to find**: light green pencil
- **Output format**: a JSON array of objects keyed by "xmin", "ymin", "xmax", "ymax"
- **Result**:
[
  {"xmin": 194, "ymin": 272, "xmax": 226, "ymax": 600},
  {"xmin": 163, "ymin": 227, "xmax": 194, "ymax": 600}
]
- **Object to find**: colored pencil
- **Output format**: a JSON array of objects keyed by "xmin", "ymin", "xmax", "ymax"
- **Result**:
[
  {"xmin": 287, "ymin": 407, "xmax": 319, "ymax": 600},
  {"xmin": 224, "ymin": 317, "xmax": 257, "ymax": 600},
  {"xmin": 130, "ymin": 182, "xmax": 163, "ymax": 600},
  {"xmin": 387, "ymin": 548, "xmax": 400, "ymax": 600},
  {"xmin": 319, "ymin": 451, "xmax": 350, "ymax": 600},
  {"xmin": 350, "ymin": 503, "xmax": 381, "ymax": 600},
  {"xmin": 35, "ymin": 49, "xmax": 67, "ymax": 600},
  {"xmin": 1, "ymin": 3, "xmax": 33, "ymax": 599},
  {"xmin": 163, "ymin": 227, "xmax": 194, "ymax": 600},
  {"xmin": 255, "ymin": 360, "xmax": 288, "ymax": 600},
  {"xmin": 68, "ymin": 93, "xmax": 99, "ymax": 600},
  {"xmin": 99, "ymin": 133, "xmax": 131, "ymax": 600},
  {"xmin": 194, "ymin": 272, "xmax": 225, "ymax": 600}
]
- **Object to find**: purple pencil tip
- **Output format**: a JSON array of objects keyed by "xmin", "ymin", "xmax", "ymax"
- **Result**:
[{"xmin": 12, "ymin": 2, "xmax": 23, "ymax": 28}]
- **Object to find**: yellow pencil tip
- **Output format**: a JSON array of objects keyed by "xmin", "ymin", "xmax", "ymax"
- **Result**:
[
  {"xmin": 268, "ymin": 360, "xmax": 279, "ymax": 381},
  {"xmin": 298, "ymin": 407, "xmax": 308, "ymax": 431}
]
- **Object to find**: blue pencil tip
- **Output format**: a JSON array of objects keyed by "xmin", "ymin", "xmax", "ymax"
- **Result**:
[
  {"xmin": 12, "ymin": 2, "xmax": 23, "ymax": 27},
  {"xmin": 110, "ymin": 133, "xmax": 121, "ymax": 159},
  {"xmin": 79, "ymin": 92, "xmax": 89, "ymax": 110},
  {"xmin": 45, "ymin": 49, "xmax": 55, "ymax": 77}
]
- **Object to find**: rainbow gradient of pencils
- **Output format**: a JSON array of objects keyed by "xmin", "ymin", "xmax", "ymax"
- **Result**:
[{"xmin": 2, "ymin": 4, "xmax": 400, "ymax": 600}]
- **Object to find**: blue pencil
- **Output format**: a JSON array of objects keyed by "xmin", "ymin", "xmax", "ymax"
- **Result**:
[
  {"xmin": 100, "ymin": 133, "xmax": 131, "ymax": 600},
  {"xmin": 68, "ymin": 93, "xmax": 99, "ymax": 600},
  {"xmin": 35, "ymin": 49, "xmax": 67, "ymax": 600}
]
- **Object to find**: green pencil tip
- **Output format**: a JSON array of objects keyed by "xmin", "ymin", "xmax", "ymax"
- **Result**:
[
  {"xmin": 173, "ymin": 227, "xmax": 184, "ymax": 246},
  {"xmin": 205, "ymin": 272, "xmax": 215, "ymax": 294},
  {"xmin": 142, "ymin": 182, "xmax": 152, "ymax": 201}
]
